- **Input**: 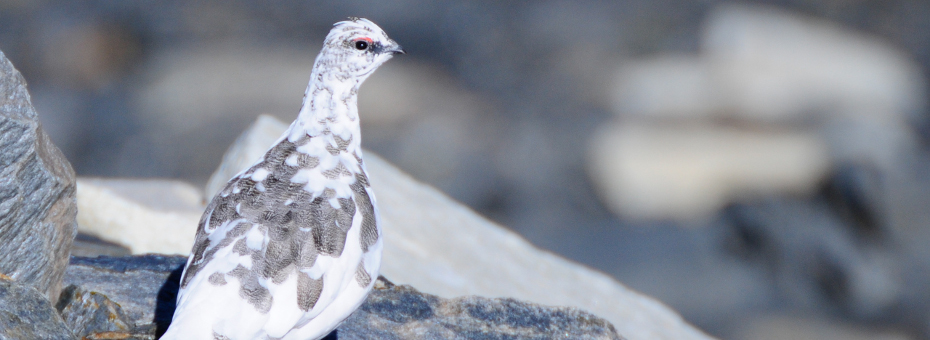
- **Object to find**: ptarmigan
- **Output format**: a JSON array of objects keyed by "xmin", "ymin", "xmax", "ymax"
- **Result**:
[{"xmin": 160, "ymin": 18, "xmax": 403, "ymax": 340}]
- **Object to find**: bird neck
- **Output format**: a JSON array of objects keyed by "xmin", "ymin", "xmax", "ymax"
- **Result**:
[{"xmin": 290, "ymin": 72, "xmax": 363, "ymax": 155}]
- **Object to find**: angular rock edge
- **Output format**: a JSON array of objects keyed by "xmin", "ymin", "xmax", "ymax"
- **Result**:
[
  {"xmin": 0, "ymin": 277, "xmax": 75, "ymax": 340},
  {"xmin": 0, "ymin": 50, "xmax": 78, "ymax": 301}
]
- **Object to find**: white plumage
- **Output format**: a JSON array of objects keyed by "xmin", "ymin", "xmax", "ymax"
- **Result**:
[{"xmin": 160, "ymin": 18, "xmax": 403, "ymax": 340}]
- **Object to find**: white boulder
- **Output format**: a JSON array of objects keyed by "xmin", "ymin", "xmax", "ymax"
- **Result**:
[{"xmin": 76, "ymin": 178, "xmax": 203, "ymax": 255}]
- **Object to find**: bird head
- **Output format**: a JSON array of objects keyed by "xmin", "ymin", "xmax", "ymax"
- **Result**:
[{"xmin": 314, "ymin": 17, "xmax": 404, "ymax": 83}]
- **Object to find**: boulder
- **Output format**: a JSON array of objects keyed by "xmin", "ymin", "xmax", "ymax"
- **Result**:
[
  {"xmin": 0, "ymin": 50, "xmax": 77, "ymax": 300},
  {"xmin": 611, "ymin": 55, "xmax": 720, "ymax": 120},
  {"xmin": 55, "ymin": 285, "xmax": 135, "ymax": 340},
  {"xmin": 60, "ymin": 255, "xmax": 625, "ymax": 339},
  {"xmin": 0, "ymin": 277, "xmax": 75, "ymax": 340},
  {"xmin": 62, "ymin": 255, "xmax": 187, "ymax": 336},
  {"xmin": 587, "ymin": 122, "xmax": 830, "ymax": 220},
  {"xmin": 75, "ymin": 178, "xmax": 202, "ymax": 255},
  {"xmin": 343, "ymin": 279, "xmax": 624, "ymax": 340}
]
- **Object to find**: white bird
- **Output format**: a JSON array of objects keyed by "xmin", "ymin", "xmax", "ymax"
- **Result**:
[{"xmin": 160, "ymin": 18, "xmax": 403, "ymax": 340}]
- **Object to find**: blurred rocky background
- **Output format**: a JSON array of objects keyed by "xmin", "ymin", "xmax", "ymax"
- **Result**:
[{"xmin": 3, "ymin": 0, "xmax": 930, "ymax": 339}]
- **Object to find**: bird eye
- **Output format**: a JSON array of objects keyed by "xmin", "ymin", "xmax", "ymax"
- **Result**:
[{"xmin": 354, "ymin": 40, "xmax": 369, "ymax": 50}]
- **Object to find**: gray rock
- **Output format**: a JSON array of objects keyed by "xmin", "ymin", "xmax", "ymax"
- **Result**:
[
  {"xmin": 61, "ymin": 255, "xmax": 625, "ymax": 339},
  {"xmin": 0, "ymin": 50, "xmax": 78, "ymax": 300},
  {"xmin": 62, "ymin": 255, "xmax": 186, "ymax": 337},
  {"xmin": 342, "ymin": 278, "xmax": 625, "ymax": 340},
  {"xmin": 70, "ymin": 233, "xmax": 132, "ymax": 258},
  {"xmin": 0, "ymin": 278, "xmax": 75, "ymax": 340},
  {"xmin": 724, "ymin": 196, "xmax": 902, "ymax": 317},
  {"xmin": 55, "ymin": 284, "xmax": 134, "ymax": 340}
]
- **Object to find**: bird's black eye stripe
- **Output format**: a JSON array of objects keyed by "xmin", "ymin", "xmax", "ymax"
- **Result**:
[{"xmin": 354, "ymin": 40, "xmax": 368, "ymax": 50}]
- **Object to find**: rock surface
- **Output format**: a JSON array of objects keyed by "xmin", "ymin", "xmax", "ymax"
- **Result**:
[
  {"xmin": 70, "ymin": 233, "xmax": 132, "ymax": 258},
  {"xmin": 59, "ymin": 255, "xmax": 625, "ymax": 340},
  {"xmin": 62, "ymin": 255, "xmax": 186, "ymax": 337},
  {"xmin": 342, "ymin": 279, "xmax": 623, "ymax": 340},
  {"xmin": 0, "ymin": 278, "xmax": 75, "ymax": 340},
  {"xmin": 76, "ymin": 178, "xmax": 203, "ymax": 255},
  {"xmin": 0, "ymin": 50, "xmax": 77, "ymax": 300},
  {"xmin": 56, "ymin": 285, "xmax": 136, "ymax": 340},
  {"xmin": 588, "ymin": 122, "xmax": 830, "ymax": 220}
]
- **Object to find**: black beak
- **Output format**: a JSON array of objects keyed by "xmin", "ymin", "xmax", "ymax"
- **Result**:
[
  {"xmin": 386, "ymin": 44, "xmax": 405, "ymax": 55},
  {"xmin": 372, "ymin": 40, "xmax": 405, "ymax": 55}
]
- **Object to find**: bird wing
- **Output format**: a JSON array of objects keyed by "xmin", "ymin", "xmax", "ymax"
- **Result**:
[{"xmin": 172, "ymin": 137, "xmax": 378, "ymax": 339}]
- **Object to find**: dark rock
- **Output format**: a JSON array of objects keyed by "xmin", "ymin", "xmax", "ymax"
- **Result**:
[
  {"xmin": 62, "ymin": 255, "xmax": 625, "ymax": 340},
  {"xmin": 0, "ymin": 50, "xmax": 77, "ymax": 300},
  {"xmin": 724, "ymin": 195, "xmax": 902, "ymax": 318},
  {"xmin": 340, "ymin": 278, "xmax": 625, "ymax": 340},
  {"xmin": 55, "ymin": 285, "xmax": 134, "ymax": 340},
  {"xmin": 70, "ymin": 233, "xmax": 132, "ymax": 258},
  {"xmin": 62, "ymin": 255, "xmax": 186, "ymax": 337},
  {"xmin": 0, "ymin": 278, "xmax": 75, "ymax": 340}
]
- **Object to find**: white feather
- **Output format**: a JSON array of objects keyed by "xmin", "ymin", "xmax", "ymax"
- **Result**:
[{"xmin": 160, "ymin": 17, "xmax": 398, "ymax": 340}]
